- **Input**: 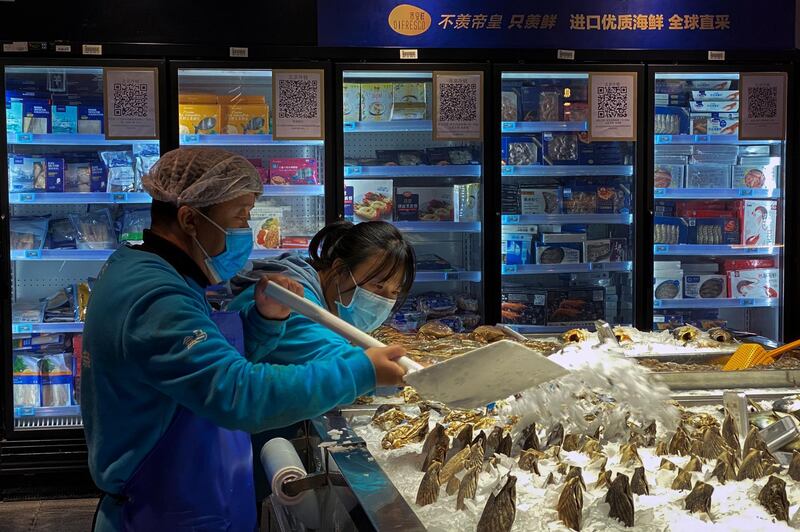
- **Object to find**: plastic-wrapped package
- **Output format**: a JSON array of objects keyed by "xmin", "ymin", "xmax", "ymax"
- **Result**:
[
  {"xmin": 456, "ymin": 294, "xmax": 479, "ymax": 313},
  {"xmin": 10, "ymin": 216, "xmax": 49, "ymax": 250},
  {"xmin": 43, "ymin": 286, "xmax": 77, "ymax": 323},
  {"xmin": 72, "ymin": 334, "xmax": 82, "ymax": 405},
  {"xmin": 76, "ymin": 282, "xmax": 91, "ymax": 322},
  {"xmin": 70, "ymin": 209, "xmax": 116, "ymax": 249},
  {"xmin": 133, "ymin": 143, "xmax": 160, "ymax": 190},
  {"xmin": 12, "ymin": 300, "xmax": 45, "ymax": 324},
  {"xmin": 118, "ymin": 208, "xmax": 151, "ymax": 244},
  {"xmin": 47, "ymin": 217, "xmax": 78, "ymax": 249},
  {"xmin": 100, "ymin": 150, "xmax": 136, "ymax": 192},
  {"xmin": 457, "ymin": 312, "xmax": 481, "ymax": 330},
  {"xmin": 40, "ymin": 353, "xmax": 73, "ymax": 407},
  {"xmin": 437, "ymin": 315, "xmax": 464, "ymax": 332},
  {"xmin": 416, "ymin": 292, "xmax": 457, "ymax": 318},
  {"xmin": 13, "ymin": 354, "xmax": 41, "ymax": 408}
]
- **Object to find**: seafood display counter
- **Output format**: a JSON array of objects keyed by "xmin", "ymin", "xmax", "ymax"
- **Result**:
[{"xmin": 266, "ymin": 324, "xmax": 800, "ymax": 531}]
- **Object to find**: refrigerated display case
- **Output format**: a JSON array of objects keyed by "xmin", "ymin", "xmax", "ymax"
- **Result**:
[
  {"xmin": 649, "ymin": 69, "xmax": 788, "ymax": 341},
  {"xmin": 174, "ymin": 64, "xmax": 331, "ymax": 261},
  {"xmin": 339, "ymin": 66, "xmax": 486, "ymax": 332},
  {"xmin": 3, "ymin": 61, "xmax": 165, "ymax": 433},
  {"xmin": 498, "ymin": 68, "xmax": 642, "ymax": 334}
]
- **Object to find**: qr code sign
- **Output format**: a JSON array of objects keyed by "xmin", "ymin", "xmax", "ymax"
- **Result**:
[
  {"xmin": 278, "ymin": 78, "xmax": 319, "ymax": 119},
  {"xmin": 596, "ymin": 85, "xmax": 629, "ymax": 119},
  {"xmin": 112, "ymin": 81, "xmax": 149, "ymax": 117},
  {"xmin": 746, "ymin": 86, "xmax": 778, "ymax": 119},
  {"xmin": 438, "ymin": 81, "xmax": 478, "ymax": 122}
]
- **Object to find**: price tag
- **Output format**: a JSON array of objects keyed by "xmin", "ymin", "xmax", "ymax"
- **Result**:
[
  {"xmin": 344, "ymin": 166, "xmax": 362, "ymax": 176},
  {"xmin": 503, "ymin": 265, "xmax": 518, "ymax": 274},
  {"xmin": 181, "ymin": 134, "xmax": 200, "ymax": 144},
  {"xmin": 501, "ymin": 166, "xmax": 514, "ymax": 175},
  {"xmin": 112, "ymin": 193, "xmax": 127, "ymax": 203},
  {"xmin": 740, "ymin": 299, "xmax": 755, "ymax": 307},
  {"xmin": 55, "ymin": 44, "xmax": 72, "ymax": 53},
  {"xmin": 82, "ymin": 44, "xmax": 103, "ymax": 56},
  {"xmin": 557, "ymin": 49, "xmax": 576, "ymax": 61},
  {"xmin": 3, "ymin": 42, "xmax": 28, "ymax": 53},
  {"xmin": 738, "ymin": 189, "xmax": 754, "ymax": 197},
  {"xmin": 654, "ymin": 188, "xmax": 666, "ymax": 196},
  {"xmin": 399, "ymin": 49, "xmax": 418, "ymax": 60},
  {"xmin": 25, "ymin": 250, "xmax": 42, "ymax": 259},
  {"xmin": 229, "ymin": 46, "xmax": 249, "ymax": 58},
  {"xmin": 502, "ymin": 121, "xmax": 515, "ymax": 131},
  {"xmin": 15, "ymin": 406, "xmax": 35, "ymax": 417},
  {"xmin": 708, "ymin": 50, "xmax": 726, "ymax": 61},
  {"xmin": 343, "ymin": 122, "xmax": 356, "ymax": 131},
  {"xmin": 15, "ymin": 132, "xmax": 33, "ymax": 143},
  {"xmin": 654, "ymin": 245, "xmax": 668, "ymax": 254},
  {"xmin": 12, "ymin": 323, "xmax": 33, "ymax": 334},
  {"xmin": 502, "ymin": 215, "xmax": 520, "ymax": 224},
  {"xmin": 19, "ymin": 193, "xmax": 35, "ymax": 202},
  {"xmin": 654, "ymin": 300, "xmax": 663, "ymax": 308},
  {"xmin": 657, "ymin": 135, "xmax": 671, "ymax": 144}
]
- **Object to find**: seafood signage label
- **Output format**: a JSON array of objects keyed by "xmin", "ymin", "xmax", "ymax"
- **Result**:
[
  {"xmin": 103, "ymin": 68, "xmax": 159, "ymax": 140},
  {"xmin": 317, "ymin": 1, "xmax": 794, "ymax": 50},
  {"xmin": 739, "ymin": 73, "xmax": 787, "ymax": 141},
  {"xmin": 588, "ymin": 72, "xmax": 636, "ymax": 141},
  {"xmin": 272, "ymin": 70, "xmax": 325, "ymax": 141},
  {"xmin": 433, "ymin": 71, "xmax": 483, "ymax": 141}
]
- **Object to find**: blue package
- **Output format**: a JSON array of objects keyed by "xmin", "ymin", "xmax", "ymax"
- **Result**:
[
  {"xmin": 344, "ymin": 185, "xmax": 354, "ymax": 221},
  {"xmin": 22, "ymin": 98, "xmax": 50, "ymax": 134},
  {"xmin": 90, "ymin": 162, "xmax": 107, "ymax": 192},
  {"xmin": 8, "ymin": 155, "xmax": 34, "ymax": 192},
  {"xmin": 44, "ymin": 159, "xmax": 65, "ymax": 192},
  {"xmin": 501, "ymin": 135, "xmax": 540, "ymax": 166},
  {"xmin": 505, "ymin": 234, "xmax": 533, "ymax": 265},
  {"xmin": 686, "ymin": 217, "xmax": 740, "ymax": 245},
  {"xmin": 133, "ymin": 143, "xmax": 160, "ymax": 187},
  {"xmin": 100, "ymin": 150, "xmax": 135, "ymax": 192},
  {"xmin": 395, "ymin": 190, "xmax": 420, "ymax": 221},
  {"xmin": 51, "ymin": 104, "xmax": 78, "ymax": 134},
  {"xmin": 654, "ymin": 216, "xmax": 689, "ymax": 244},
  {"xmin": 5, "ymin": 92, "xmax": 24, "ymax": 133},
  {"xmin": 78, "ymin": 103, "xmax": 103, "ymax": 134},
  {"xmin": 563, "ymin": 185, "xmax": 598, "ymax": 214},
  {"xmin": 596, "ymin": 183, "xmax": 631, "ymax": 214}
]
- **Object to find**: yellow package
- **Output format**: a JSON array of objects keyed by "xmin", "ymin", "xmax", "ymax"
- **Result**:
[
  {"xmin": 219, "ymin": 95, "xmax": 267, "ymax": 105},
  {"xmin": 393, "ymin": 82, "xmax": 426, "ymax": 103},
  {"xmin": 179, "ymin": 93, "xmax": 219, "ymax": 104},
  {"xmin": 222, "ymin": 103, "xmax": 269, "ymax": 134},
  {"xmin": 360, "ymin": 83, "xmax": 393, "ymax": 122},
  {"xmin": 179, "ymin": 104, "xmax": 221, "ymax": 135},
  {"xmin": 343, "ymin": 83, "xmax": 361, "ymax": 122}
]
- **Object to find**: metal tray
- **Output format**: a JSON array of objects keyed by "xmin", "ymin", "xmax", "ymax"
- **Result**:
[{"xmin": 653, "ymin": 368, "xmax": 800, "ymax": 390}]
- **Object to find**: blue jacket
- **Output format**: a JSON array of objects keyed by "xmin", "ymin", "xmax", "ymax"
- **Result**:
[
  {"xmin": 228, "ymin": 255, "xmax": 368, "ymax": 367},
  {"xmin": 82, "ymin": 245, "xmax": 375, "ymax": 502}
]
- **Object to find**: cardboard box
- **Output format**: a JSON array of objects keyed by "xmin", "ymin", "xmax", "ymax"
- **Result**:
[
  {"xmin": 739, "ymin": 200, "xmax": 777, "ymax": 247},
  {"xmin": 686, "ymin": 217, "xmax": 740, "ymax": 245},
  {"xmin": 5, "ymin": 93, "xmax": 23, "ymax": 133},
  {"xmin": 77, "ymin": 104, "xmax": 103, "ymax": 134},
  {"xmin": 346, "ymin": 179, "xmax": 393, "ymax": 222},
  {"xmin": 541, "ymin": 232, "xmax": 585, "ymax": 244},
  {"xmin": 691, "ymin": 90, "xmax": 739, "ymax": 101},
  {"xmin": 269, "ymin": 158, "xmax": 318, "ymax": 185},
  {"xmin": 690, "ymin": 100, "xmax": 739, "ymax": 113},
  {"xmin": 535, "ymin": 242, "xmax": 582, "ymax": 264},
  {"xmin": 654, "ymin": 164, "xmax": 685, "ymax": 188},
  {"xmin": 393, "ymin": 83, "xmax": 426, "ymax": 103},
  {"xmin": 23, "ymin": 97, "xmax": 50, "ymax": 134},
  {"xmin": 654, "ymin": 274, "xmax": 683, "ymax": 300},
  {"xmin": 51, "ymin": 104, "xmax": 78, "ymax": 134},
  {"xmin": 501, "ymin": 90, "xmax": 519, "ymax": 121},
  {"xmin": 728, "ymin": 268, "xmax": 780, "ymax": 298},
  {"xmin": 546, "ymin": 288, "xmax": 605, "ymax": 326},
  {"xmin": 43, "ymin": 159, "xmax": 65, "ymax": 192},
  {"xmin": 504, "ymin": 233, "xmax": 533, "ymax": 265},
  {"xmin": 360, "ymin": 83, "xmax": 393, "ymax": 122},
  {"xmin": 585, "ymin": 238, "xmax": 626, "ymax": 263},
  {"xmin": 520, "ymin": 187, "xmax": 561, "ymax": 214},
  {"xmin": 453, "ymin": 183, "xmax": 480, "ymax": 222},
  {"xmin": 395, "ymin": 187, "xmax": 453, "ymax": 221},
  {"xmin": 249, "ymin": 204, "xmax": 283, "ymax": 249},
  {"xmin": 501, "ymin": 290, "xmax": 547, "ymax": 326},
  {"xmin": 221, "ymin": 103, "xmax": 269, "ymax": 134},
  {"xmin": 684, "ymin": 274, "xmax": 727, "ymax": 299},
  {"xmin": 685, "ymin": 164, "xmax": 731, "ymax": 188},
  {"xmin": 178, "ymin": 104, "xmax": 221, "ymax": 135},
  {"xmin": 343, "ymin": 83, "xmax": 361, "ymax": 122},
  {"xmin": 690, "ymin": 113, "xmax": 739, "ymax": 135},
  {"xmin": 731, "ymin": 164, "xmax": 779, "ymax": 189}
]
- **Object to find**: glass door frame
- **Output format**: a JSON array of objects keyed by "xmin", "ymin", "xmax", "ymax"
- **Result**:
[
  {"xmin": 0, "ymin": 57, "xmax": 169, "ymax": 441},
  {"xmin": 492, "ymin": 63, "xmax": 647, "ymax": 330},
  {"xmin": 334, "ymin": 62, "xmax": 495, "ymax": 324},
  {"xmin": 645, "ymin": 64, "xmax": 796, "ymax": 342}
]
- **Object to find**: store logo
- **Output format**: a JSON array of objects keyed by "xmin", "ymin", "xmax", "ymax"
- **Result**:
[{"xmin": 388, "ymin": 4, "xmax": 431, "ymax": 36}]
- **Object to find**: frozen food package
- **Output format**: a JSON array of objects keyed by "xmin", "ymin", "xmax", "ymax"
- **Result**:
[
  {"xmin": 343, "ymin": 83, "xmax": 361, "ymax": 122},
  {"xmin": 7, "ymin": 155, "xmax": 42, "ymax": 193},
  {"xmin": 13, "ymin": 300, "xmax": 45, "ymax": 324},
  {"xmin": 221, "ymin": 102, "xmax": 269, "ymax": 134},
  {"xmin": 562, "ymin": 185, "xmax": 597, "ymax": 214},
  {"xmin": 133, "ymin": 143, "xmax": 161, "ymax": 187},
  {"xmin": 501, "ymin": 90, "xmax": 519, "ymax": 121},
  {"xmin": 52, "ymin": 103, "xmax": 78, "ymax": 134},
  {"xmin": 70, "ymin": 209, "xmax": 116, "ymax": 250},
  {"xmin": 728, "ymin": 268, "xmax": 779, "ymax": 298},
  {"xmin": 538, "ymin": 91, "xmax": 561, "ymax": 121},
  {"xmin": 40, "ymin": 353, "xmax": 73, "ymax": 407},
  {"xmin": 437, "ymin": 315, "xmax": 464, "ymax": 333},
  {"xmin": 685, "ymin": 164, "xmax": 732, "ymax": 188},
  {"xmin": 347, "ymin": 180, "xmax": 393, "ymax": 222},
  {"xmin": 48, "ymin": 217, "xmax": 78, "ymax": 249},
  {"xmin": 13, "ymin": 354, "xmax": 41, "ymax": 408},
  {"xmin": 731, "ymin": 164, "xmax": 779, "ymax": 189},
  {"xmin": 684, "ymin": 274, "xmax": 727, "ymax": 299},
  {"xmin": 453, "ymin": 183, "xmax": 480, "ymax": 222},
  {"xmin": 544, "ymin": 133, "xmax": 578, "ymax": 162},
  {"xmin": 457, "ymin": 311, "xmax": 481, "ymax": 330},
  {"xmin": 360, "ymin": 83, "xmax": 393, "ymax": 122},
  {"xmin": 389, "ymin": 309, "xmax": 426, "ymax": 333},
  {"xmin": 23, "ymin": 97, "xmax": 51, "ymax": 134},
  {"xmin": 416, "ymin": 292, "xmax": 457, "ymax": 318},
  {"xmin": 78, "ymin": 103, "xmax": 104, "ymax": 134},
  {"xmin": 178, "ymin": 103, "xmax": 221, "ymax": 135},
  {"xmin": 501, "ymin": 290, "xmax": 547, "ymax": 326},
  {"xmin": 502, "ymin": 136, "xmax": 538, "ymax": 166},
  {"xmin": 72, "ymin": 334, "xmax": 82, "ymax": 405},
  {"xmin": 519, "ymin": 187, "xmax": 561, "ymax": 214},
  {"xmin": 456, "ymin": 294, "xmax": 479, "ymax": 313},
  {"xmin": 249, "ymin": 203, "xmax": 283, "ymax": 249},
  {"xmin": 43, "ymin": 286, "xmax": 76, "ymax": 323},
  {"xmin": 43, "ymin": 159, "xmax": 65, "ymax": 192},
  {"xmin": 10, "ymin": 216, "xmax": 48, "ymax": 251},
  {"xmin": 6, "ymin": 92, "xmax": 23, "ymax": 133},
  {"xmin": 100, "ymin": 150, "xmax": 136, "ymax": 192},
  {"xmin": 64, "ymin": 161, "xmax": 106, "ymax": 193},
  {"xmin": 118, "ymin": 208, "xmax": 151, "ymax": 244},
  {"xmin": 77, "ymin": 282, "xmax": 91, "ymax": 322},
  {"xmin": 654, "ymin": 164, "xmax": 685, "ymax": 188},
  {"xmin": 739, "ymin": 200, "xmax": 777, "ymax": 247},
  {"xmin": 269, "ymin": 158, "xmax": 318, "ymax": 185}
]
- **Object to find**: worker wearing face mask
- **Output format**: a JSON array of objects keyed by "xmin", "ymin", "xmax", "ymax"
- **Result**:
[{"xmin": 82, "ymin": 148, "xmax": 407, "ymax": 532}]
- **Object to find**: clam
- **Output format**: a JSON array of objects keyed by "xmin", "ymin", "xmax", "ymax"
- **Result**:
[
  {"xmin": 557, "ymin": 461, "xmax": 570, "ymax": 475},
  {"xmin": 673, "ymin": 324, "xmax": 700, "ymax": 343},
  {"xmin": 628, "ymin": 431, "xmax": 645, "ymax": 448},
  {"xmin": 592, "ymin": 425, "xmax": 604, "ymax": 442},
  {"xmin": 788, "ymin": 451, "xmax": 800, "ymax": 481},
  {"xmin": 496, "ymin": 434, "xmax": 513, "ymax": 457},
  {"xmin": 485, "ymin": 426, "xmax": 504, "ymax": 458},
  {"xmin": 689, "ymin": 438, "xmax": 704, "ymax": 457},
  {"xmin": 606, "ymin": 473, "xmax": 634, "ymax": 527},
  {"xmin": 707, "ymin": 327, "xmax": 734, "ymax": 343},
  {"xmin": 685, "ymin": 456, "xmax": 703, "ymax": 473},
  {"xmin": 557, "ymin": 477, "xmax": 583, "ymax": 531},
  {"xmin": 415, "ymin": 461, "xmax": 442, "ymax": 506},
  {"xmin": 620, "ymin": 443, "xmax": 642, "ymax": 467},
  {"xmin": 381, "ymin": 412, "xmax": 430, "ymax": 449},
  {"xmin": 546, "ymin": 445, "xmax": 562, "ymax": 461},
  {"xmin": 562, "ymin": 328, "xmax": 588, "ymax": 343},
  {"xmin": 671, "ymin": 469, "xmax": 693, "ymax": 491},
  {"xmin": 545, "ymin": 422, "xmax": 565, "ymax": 450},
  {"xmin": 721, "ymin": 412, "xmax": 740, "ymax": 453},
  {"xmin": 659, "ymin": 458, "xmax": 677, "ymax": 471},
  {"xmin": 520, "ymin": 423, "xmax": 540, "ymax": 452},
  {"xmin": 440, "ymin": 445, "xmax": 471, "ymax": 484},
  {"xmin": 563, "ymin": 433, "xmax": 583, "ymax": 452},
  {"xmin": 589, "ymin": 453, "xmax": 608, "ymax": 471},
  {"xmin": 630, "ymin": 467, "xmax": 649, "ymax": 496},
  {"xmin": 581, "ymin": 438, "xmax": 601, "ymax": 455},
  {"xmin": 565, "ymin": 466, "xmax": 586, "ymax": 490},
  {"xmin": 456, "ymin": 466, "xmax": 479, "ymax": 511},
  {"xmin": 736, "ymin": 448, "xmax": 765, "ymax": 481},
  {"xmin": 684, "ymin": 412, "xmax": 719, "ymax": 431},
  {"xmin": 711, "ymin": 456, "xmax": 737, "ymax": 484},
  {"xmin": 372, "ymin": 406, "xmax": 411, "ymax": 431},
  {"xmin": 743, "ymin": 426, "xmax": 765, "ymax": 455},
  {"xmin": 477, "ymin": 475, "xmax": 516, "ymax": 532},
  {"xmin": 543, "ymin": 472, "xmax": 556, "ymax": 488},
  {"xmin": 446, "ymin": 475, "xmax": 461, "ymax": 496},
  {"xmin": 655, "ymin": 440, "xmax": 669, "ymax": 456},
  {"xmin": 685, "ymin": 481, "xmax": 714, "ymax": 514},
  {"xmin": 595, "ymin": 469, "xmax": 613, "ymax": 490},
  {"xmin": 421, "ymin": 423, "xmax": 449, "ymax": 472},
  {"xmin": 466, "ymin": 442, "xmax": 484, "ymax": 471},
  {"xmin": 613, "ymin": 326, "xmax": 634, "ymax": 344},
  {"xmin": 668, "ymin": 424, "xmax": 692, "ymax": 456},
  {"xmin": 472, "ymin": 431, "xmax": 487, "ymax": 453},
  {"xmin": 448, "ymin": 424, "xmax": 473, "ymax": 461},
  {"xmin": 758, "ymin": 476, "xmax": 789, "ymax": 522},
  {"xmin": 643, "ymin": 420, "xmax": 658, "ymax": 447},
  {"xmin": 518, "ymin": 449, "xmax": 540, "ymax": 475}
]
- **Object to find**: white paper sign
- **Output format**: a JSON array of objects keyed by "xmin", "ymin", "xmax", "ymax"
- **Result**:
[
  {"xmin": 739, "ymin": 73, "xmax": 787, "ymax": 140},
  {"xmin": 103, "ymin": 68, "xmax": 159, "ymax": 140},
  {"xmin": 589, "ymin": 72, "xmax": 637, "ymax": 141},
  {"xmin": 272, "ymin": 69, "xmax": 324, "ymax": 140},
  {"xmin": 433, "ymin": 71, "xmax": 483, "ymax": 141}
]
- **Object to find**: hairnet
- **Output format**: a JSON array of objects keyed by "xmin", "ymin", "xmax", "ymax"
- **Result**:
[{"xmin": 142, "ymin": 148, "xmax": 262, "ymax": 208}]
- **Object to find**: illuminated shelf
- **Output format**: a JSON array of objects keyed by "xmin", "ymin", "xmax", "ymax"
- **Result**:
[
  {"xmin": 11, "ymin": 249, "xmax": 114, "ymax": 261},
  {"xmin": 416, "ymin": 270, "xmax": 481, "ymax": 282},
  {"xmin": 262, "ymin": 185, "xmax": 324, "ymax": 196},
  {"xmin": 14, "ymin": 405, "xmax": 81, "ymax": 418},
  {"xmin": 655, "ymin": 188, "xmax": 780, "ymax": 200},
  {"xmin": 180, "ymin": 134, "xmax": 323, "ymax": 146},
  {"xmin": 654, "ymin": 244, "xmax": 781, "ymax": 256},
  {"xmin": 11, "ymin": 322, "xmax": 84, "ymax": 334},
  {"xmin": 344, "ymin": 165, "xmax": 481, "ymax": 178},
  {"xmin": 654, "ymin": 298, "xmax": 778, "ymax": 309},
  {"xmin": 249, "ymin": 249, "xmax": 302, "ymax": 259},
  {"xmin": 502, "ymin": 214, "xmax": 632, "ymax": 225},
  {"xmin": 7, "ymin": 132, "xmax": 158, "ymax": 146},
  {"xmin": 9, "ymin": 192, "xmax": 152, "ymax": 204},
  {"xmin": 393, "ymin": 221, "xmax": 481, "ymax": 233},
  {"xmin": 502, "ymin": 262, "xmax": 632, "ymax": 275},
  {"xmin": 504, "ymin": 324, "xmax": 594, "ymax": 334},
  {"xmin": 344, "ymin": 120, "xmax": 432, "ymax": 133},
  {"xmin": 655, "ymin": 134, "xmax": 782, "ymax": 146},
  {"xmin": 501, "ymin": 121, "xmax": 587, "ymax": 133},
  {"xmin": 502, "ymin": 165, "xmax": 633, "ymax": 177}
]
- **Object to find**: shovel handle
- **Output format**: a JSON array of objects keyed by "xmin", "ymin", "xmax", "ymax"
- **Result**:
[
  {"xmin": 755, "ymin": 337, "xmax": 800, "ymax": 366},
  {"xmin": 263, "ymin": 281, "xmax": 423, "ymax": 373}
]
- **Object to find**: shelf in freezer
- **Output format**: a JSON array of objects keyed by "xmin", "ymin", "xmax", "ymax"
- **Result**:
[
  {"xmin": 654, "ymin": 298, "xmax": 779, "ymax": 309},
  {"xmin": 416, "ymin": 270, "xmax": 481, "ymax": 282},
  {"xmin": 655, "ymin": 134, "xmax": 782, "ymax": 146},
  {"xmin": 502, "ymin": 214, "xmax": 632, "ymax": 225},
  {"xmin": 393, "ymin": 221, "xmax": 481, "ymax": 233},
  {"xmin": 502, "ymin": 165, "xmax": 633, "ymax": 177},
  {"xmin": 505, "ymin": 324, "xmax": 589, "ymax": 334},
  {"xmin": 344, "ymin": 120, "xmax": 432, "ymax": 133},
  {"xmin": 14, "ymin": 405, "xmax": 81, "ymax": 418},
  {"xmin": 249, "ymin": 249, "xmax": 302, "ymax": 259},
  {"xmin": 262, "ymin": 185, "xmax": 324, "ymax": 197},
  {"xmin": 9, "ymin": 192, "xmax": 152, "ymax": 205},
  {"xmin": 179, "ymin": 134, "xmax": 323, "ymax": 146},
  {"xmin": 7, "ymin": 132, "xmax": 158, "ymax": 147},
  {"xmin": 11, "ymin": 249, "xmax": 114, "ymax": 261},
  {"xmin": 344, "ymin": 165, "xmax": 481, "ymax": 178},
  {"xmin": 655, "ymin": 188, "xmax": 780, "ymax": 200},
  {"xmin": 501, "ymin": 121, "xmax": 588, "ymax": 133},
  {"xmin": 12, "ymin": 322, "xmax": 84, "ymax": 334},
  {"xmin": 653, "ymin": 244, "xmax": 781, "ymax": 256},
  {"xmin": 502, "ymin": 262, "xmax": 632, "ymax": 275}
]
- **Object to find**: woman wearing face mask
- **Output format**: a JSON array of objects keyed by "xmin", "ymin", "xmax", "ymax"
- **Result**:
[{"xmin": 227, "ymin": 220, "xmax": 415, "ymax": 511}]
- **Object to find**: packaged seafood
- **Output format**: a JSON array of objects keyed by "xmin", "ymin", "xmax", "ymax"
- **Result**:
[
  {"xmin": 396, "ymin": 187, "xmax": 453, "ymax": 221},
  {"xmin": 535, "ymin": 243, "xmax": 582, "ymax": 265},
  {"xmin": 501, "ymin": 90, "xmax": 519, "ymax": 121},
  {"xmin": 100, "ymin": 150, "xmax": 136, "ymax": 192},
  {"xmin": 69, "ymin": 209, "xmax": 116, "ymax": 250},
  {"xmin": 23, "ymin": 96, "xmax": 51, "ymax": 134},
  {"xmin": 268, "ymin": 158, "xmax": 318, "ymax": 185},
  {"xmin": 727, "ymin": 268, "xmax": 779, "ymax": 299},
  {"xmin": 503, "ymin": 233, "xmax": 533, "ymax": 265},
  {"xmin": 43, "ymin": 159, "xmax": 65, "ymax": 192},
  {"xmin": 221, "ymin": 102, "xmax": 269, "ymax": 134},
  {"xmin": 731, "ymin": 164, "xmax": 780, "ymax": 189},
  {"xmin": 178, "ymin": 103, "xmax": 221, "ymax": 135},
  {"xmin": 5, "ymin": 91, "xmax": 24, "ymax": 132},
  {"xmin": 78, "ymin": 103, "xmax": 104, "ymax": 134},
  {"xmin": 501, "ymin": 135, "xmax": 539, "ymax": 166},
  {"xmin": 248, "ymin": 204, "xmax": 282, "ymax": 250},
  {"xmin": 685, "ymin": 164, "xmax": 732, "ymax": 188},
  {"xmin": 654, "ymin": 164, "xmax": 685, "ymax": 188},
  {"xmin": 546, "ymin": 288, "xmax": 605, "ymax": 326},
  {"xmin": 343, "ymin": 83, "xmax": 361, "ymax": 122},
  {"xmin": 40, "ymin": 353, "xmax": 73, "ymax": 407},
  {"xmin": 691, "ymin": 90, "xmax": 739, "ymax": 101},
  {"xmin": 393, "ymin": 83, "xmax": 426, "ymax": 103},
  {"xmin": 690, "ymin": 100, "xmax": 739, "ymax": 113},
  {"xmin": 519, "ymin": 187, "xmax": 561, "ymax": 214},
  {"xmin": 684, "ymin": 274, "xmax": 727, "ymax": 299},
  {"xmin": 686, "ymin": 217, "xmax": 740, "ymax": 245},
  {"xmin": 13, "ymin": 354, "xmax": 41, "ymax": 408},
  {"xmin": 417, "ymin": 292, "xmax": 457, "ymax": 318},
  {"xmin": 345, "ymin": 180, "xmax": 393, "ymax": 222},
  {"xmin": 738, "ymin": 200, "xmax": 777, "ymax": 247},
  {"xmin": 453, "ymin": 183, "xmax": 480, "ymax": 222},
  {"xmin": 51, "ymin": 103, "xmax": 78, "ymax": 134},
  {"xmin": 360, "ymin": 83, "xmax": 393, "ymax": 122},
  {"xmin": 690, "ymin": 113, "xmax": 739, "ymax": 135},
  {"xmin": 562, "ymin": 185, "xmax": 597, "ymax": 214},
  {"xmin": 501, "ymin": 290, "xmax": 547, "ymax": 325},
  {"xmin": 654, "ymin": 274, "xmax": 683, "ymax": 300},
  {"xmin": 10, "ymin": 216, "xmax": 48, "ymax": 251}
]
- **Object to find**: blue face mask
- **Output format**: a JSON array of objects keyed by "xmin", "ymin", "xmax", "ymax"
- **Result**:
[
  {"xmin": 336, "ymin": 270, "xmax": 397, "ymax": 333},
  {"xmin": 193, "ymin": 210, "xmax": 253, "ymax": 284}
]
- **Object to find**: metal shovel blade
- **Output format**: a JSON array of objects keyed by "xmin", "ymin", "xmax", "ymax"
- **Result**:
[{"xmin": 403, "ymin": 340, "xmax": 569, "ymax": 409}]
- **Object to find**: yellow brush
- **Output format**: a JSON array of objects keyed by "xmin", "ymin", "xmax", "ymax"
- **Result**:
[{"xmin": 722, "ymin": 338, "xmax": 800, "ymax": 371}]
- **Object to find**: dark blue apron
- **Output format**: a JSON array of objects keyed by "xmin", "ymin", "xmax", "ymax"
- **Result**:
[{"xmin": 96, "ymin": 311, "xmax": 256, "ymax": 531}]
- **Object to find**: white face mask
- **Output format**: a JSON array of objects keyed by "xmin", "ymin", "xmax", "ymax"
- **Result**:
[{"xmin": 335, "ymin": 270, "xmax": 396, "ymax": 333}]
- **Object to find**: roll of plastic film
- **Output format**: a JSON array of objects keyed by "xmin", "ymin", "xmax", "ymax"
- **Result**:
[{"xmin": 260, "ymin": 437, "xmax": 321, "ymax": 529}]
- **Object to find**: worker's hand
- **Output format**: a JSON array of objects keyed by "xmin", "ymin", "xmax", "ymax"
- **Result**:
[
  {"xmin": 254, "ymin": 275, "xmax": 304, "ymax": 320},
  {"xmin": 365, "ymin": 345, "xmax": 407, "ymax": 386}
]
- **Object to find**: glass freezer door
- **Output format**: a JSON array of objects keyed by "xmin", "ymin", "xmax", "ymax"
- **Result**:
[
  {"xmin": 499, "ymin": 72, "xmax": 636, "ymax": 334},
  {"xmin": 5, "ymin": 65, "xmax": 162, "ymax": 430},
  {"xmin": 651, "ymin": 71, "xmax": 784, "ymax": 339},
  {"xmin": 342, "ymin": 69, "xmax": 484, "ymax": 333}
]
